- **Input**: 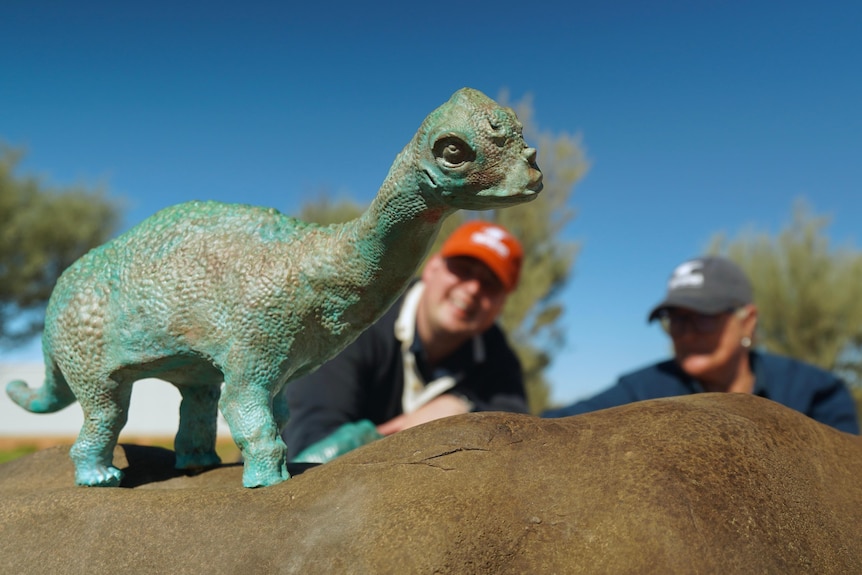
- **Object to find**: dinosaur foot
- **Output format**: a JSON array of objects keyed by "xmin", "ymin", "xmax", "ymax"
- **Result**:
[
  {"xmin": 241, "ymin": 460, "xmax": 290, "ymax": 488},
  {"xmin": 75, "ymin": 464, "xmax": 124, "ymax": 487}
]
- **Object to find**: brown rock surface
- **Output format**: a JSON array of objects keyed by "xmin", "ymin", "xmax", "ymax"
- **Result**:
[{"xmin": 2, "ymin": 393, "xmax": 861, "ymax": 574}]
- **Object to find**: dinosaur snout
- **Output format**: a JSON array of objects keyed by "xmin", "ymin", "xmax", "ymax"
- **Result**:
[{"xmin": 524, "ymin": 147, "xmax": 543, "ymax": 192}]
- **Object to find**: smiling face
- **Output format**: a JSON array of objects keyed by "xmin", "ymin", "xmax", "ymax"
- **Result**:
[
  {"xmin": 661, "ymin": 305, "xmax": 758, "ymax": 390},
  {"xmin": 415, "ymin": 88, "xmax": 543, "ymax": 211},
  {"xmin": 416, "ymin": 254, "xmax": 508, "ymax": 363}
]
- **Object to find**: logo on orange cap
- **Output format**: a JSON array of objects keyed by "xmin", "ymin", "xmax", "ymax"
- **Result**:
[{"xmin": 439, "ymin": 221, "xmax": 523, "ymax": 291}]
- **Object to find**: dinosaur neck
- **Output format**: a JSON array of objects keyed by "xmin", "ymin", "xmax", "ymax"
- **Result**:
[{"xmin": 342, "ymin": 143, "xmax": 453, "ymax": 301}]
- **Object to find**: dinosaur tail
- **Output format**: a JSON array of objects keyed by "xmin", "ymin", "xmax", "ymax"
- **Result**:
[{"xmin": 6, "ymin": 362, "xmax": 77, "ymax": 413}]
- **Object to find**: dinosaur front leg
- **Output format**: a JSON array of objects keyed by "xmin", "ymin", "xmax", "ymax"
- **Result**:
[
  {"xmin": 69, "ymin": 379, "xmax": 133, "ymax": 487},
  {"xmin": 219, "ymin": 373, "xmax": 289, "ymax": 487},
  {"xmin": 174, "ymin": 382, "xmax": 222, "ymax": 470}
]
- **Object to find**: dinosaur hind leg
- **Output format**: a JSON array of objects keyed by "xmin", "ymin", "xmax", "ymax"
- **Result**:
[
  {"xmin": 69, "ymin": 377, "xmax": 133, "ymax": 487},
  {"xmin": 174, "ymin": 383, "xmax": 222, "ymax": 469}
]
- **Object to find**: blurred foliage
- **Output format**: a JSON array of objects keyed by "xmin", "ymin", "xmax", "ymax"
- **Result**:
[
  {"xmin": 0, "ymin": 444, "xmax": 39, "ymax": 464},
  {"xmin": 0, "ymin": 144, "xmax": 121, "ymax": 346},
  {"xmin": 708, "ymin": 200, "xmax": 862, "ymax": 389},
  {"xmin": 296, "ymin": 190, "xmax": 364, "ymax": 225},
  {"xmin": 296, "ymin": 94, "xmax": 589, "ymax": 413}
]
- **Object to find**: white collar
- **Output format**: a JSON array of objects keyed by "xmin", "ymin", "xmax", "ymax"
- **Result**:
[{"xmin": 395, "ymin": 281, "xmax": 485, "ymax": 413}]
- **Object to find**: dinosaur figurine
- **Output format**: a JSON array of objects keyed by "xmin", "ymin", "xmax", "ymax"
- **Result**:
[{"xmin": 5, "ymin": 88, "xmax": 543, "ymax": 488}]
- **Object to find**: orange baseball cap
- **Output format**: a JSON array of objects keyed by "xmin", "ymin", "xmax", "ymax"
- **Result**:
[{"xmin": 439, "ymin": 221, "xmax": 524, "ymax": 292}]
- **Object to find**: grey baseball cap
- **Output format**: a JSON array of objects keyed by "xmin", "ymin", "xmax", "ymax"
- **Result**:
[{"xmin": 647, "ymin": 256, "xmax": 753, "ymax": 321}]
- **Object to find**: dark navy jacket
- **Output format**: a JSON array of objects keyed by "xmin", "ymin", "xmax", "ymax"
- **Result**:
[{"xmin": 543, "ymin": 351, "xmax": 859, "ymax": 434}]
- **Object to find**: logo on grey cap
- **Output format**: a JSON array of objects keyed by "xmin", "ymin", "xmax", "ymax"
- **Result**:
[{"xmin": 668, "ymin": 260, "xmax": 705, "ymax": 290}]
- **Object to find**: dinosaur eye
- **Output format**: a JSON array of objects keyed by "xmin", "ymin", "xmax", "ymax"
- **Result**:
[{"xmin": 433, "ymin": 135, "xmax": 475, "ymax": 168}]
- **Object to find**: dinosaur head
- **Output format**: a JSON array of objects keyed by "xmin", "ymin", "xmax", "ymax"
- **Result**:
[{"xmin": 415, "ymin": 88, "xmax": 543, "ymax": 211}]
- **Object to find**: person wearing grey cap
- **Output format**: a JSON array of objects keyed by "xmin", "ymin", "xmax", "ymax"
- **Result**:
[{"xmin": 544, "ymin": 256, "xmax": 859, "ymax": 434}]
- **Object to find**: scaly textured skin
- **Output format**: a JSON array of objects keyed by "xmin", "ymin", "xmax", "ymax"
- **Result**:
[{"xmin": 5, "ymin": 88, "xmax": 543, "ymax": 487}]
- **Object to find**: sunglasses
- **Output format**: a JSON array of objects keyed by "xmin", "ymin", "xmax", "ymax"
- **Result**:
[
  {"xmin": 657, "ymin": 308, "xmax": 745, "ymax": 336},
  {"xmin": 443, "ymin": 257, "xmax": 504, "ymax": 294}
]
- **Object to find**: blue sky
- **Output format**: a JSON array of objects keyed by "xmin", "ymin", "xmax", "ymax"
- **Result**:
[{"xmin": 2, "ymin": 1, "xmax": 860, "ymax": 405}]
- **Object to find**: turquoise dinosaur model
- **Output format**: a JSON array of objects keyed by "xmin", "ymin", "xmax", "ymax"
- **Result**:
[{"xmin": 5, "ymin": 88, "xmax": 543, "ymax": 488}]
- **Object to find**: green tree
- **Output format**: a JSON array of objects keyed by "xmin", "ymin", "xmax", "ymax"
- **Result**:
[
  {"xmin": 708, "ymin": 201, "xmax": 862, "ymax": 387},
  {"xmin": 296, "ymin": 95, "xmax": 588, "ymax": 413},
  {"xmin": 0, "ymin": 145, "xmax": 122, "ymax": 346},
  {"xmin": 296, "ymin": 189, "xmax": 363, "ymax": 225}
]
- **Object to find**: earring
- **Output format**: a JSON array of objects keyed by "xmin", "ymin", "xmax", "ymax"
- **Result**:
[{"xmin": 741, "ymin": 336, "xmax": 752, "ymax": 348}]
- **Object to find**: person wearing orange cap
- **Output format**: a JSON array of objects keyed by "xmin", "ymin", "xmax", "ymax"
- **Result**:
[{"xmin": 281, "ymin": 220, "xmax": 528, "ymax": 463}]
